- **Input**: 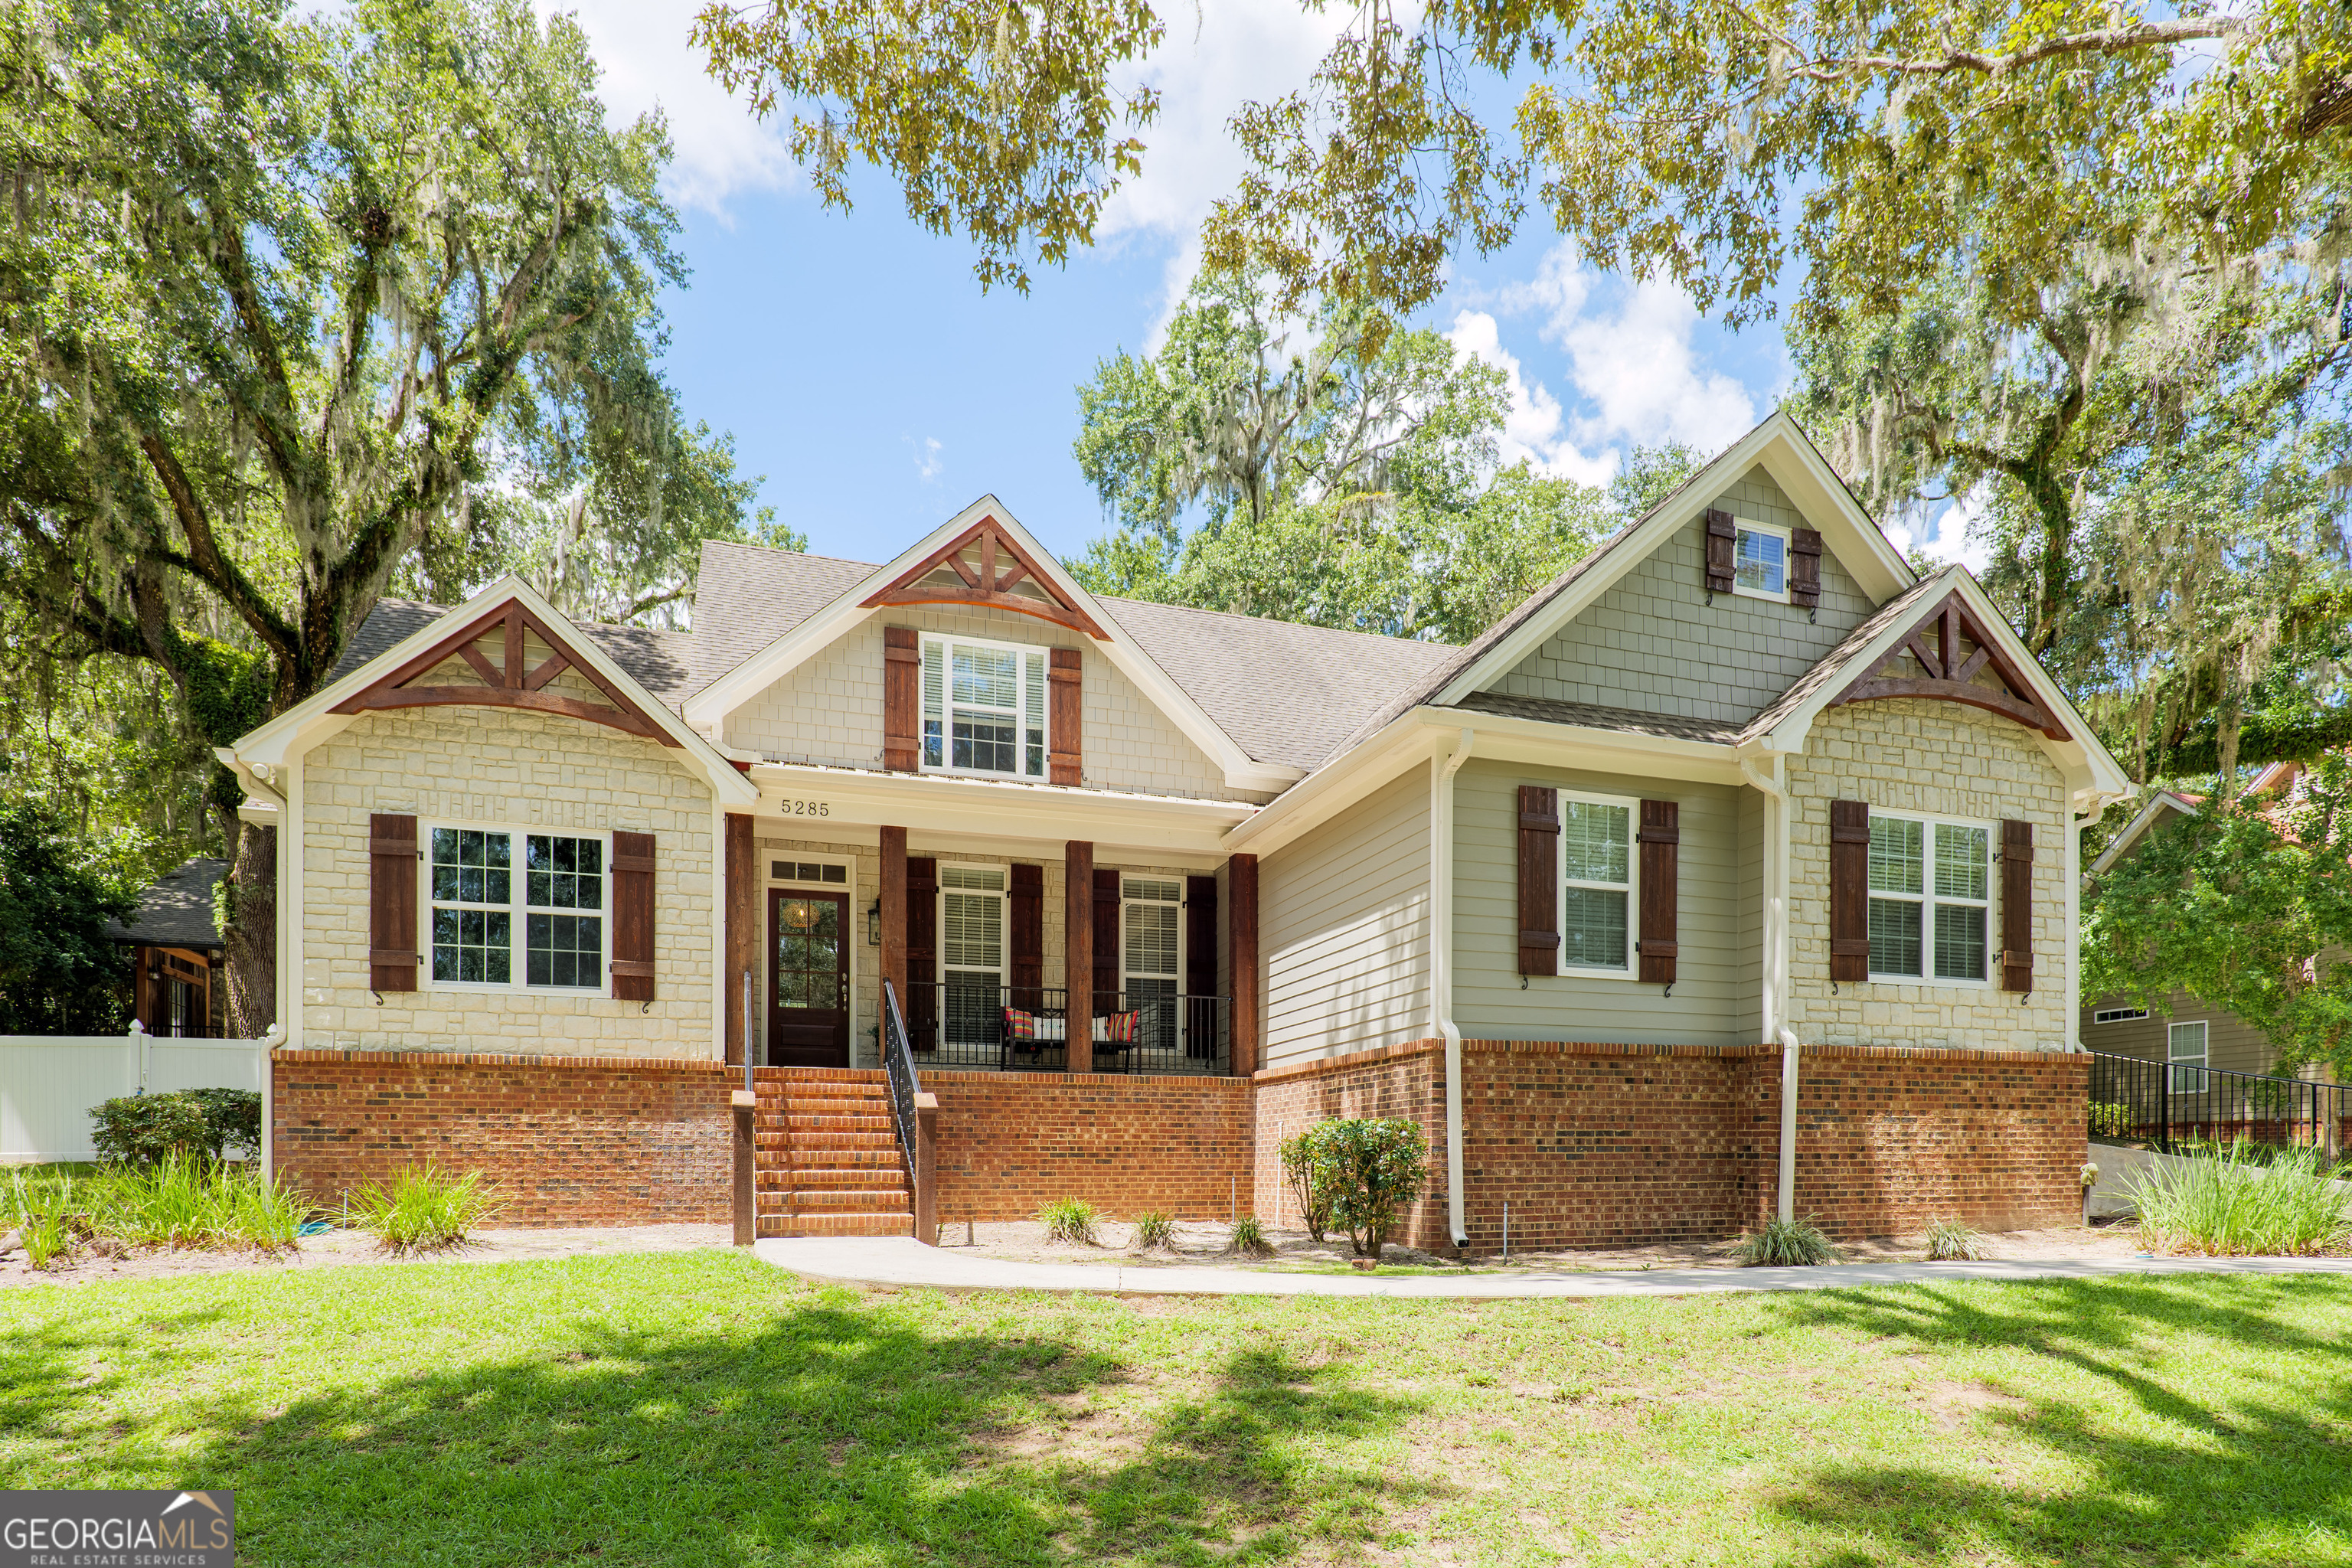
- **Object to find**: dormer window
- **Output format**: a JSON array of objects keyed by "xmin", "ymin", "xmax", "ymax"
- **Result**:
[{"xmin": 920, "ymin": 632, "xmax": 1049, "ymax": 779}]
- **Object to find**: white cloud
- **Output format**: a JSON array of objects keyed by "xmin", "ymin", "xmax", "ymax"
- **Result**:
[
  {"xmin": 544, "ymin": 0, "xmax": 795, "ymax": 216},
  {"xmin": 1445, "ymin": 310, "xmax": 1614, "ymax": 487},
  {"xmin": 906, "ymin": 435, "xmax": 944, "ymax": 483},
  {"xmin": 1884, "ymin": 482, "xmax": 1995, "ymax": 572}
]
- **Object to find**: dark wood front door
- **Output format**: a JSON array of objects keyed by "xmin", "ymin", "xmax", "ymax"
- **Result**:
[{"xmin": 768, "ymin": 889, "xmax": 849, "ymax": 1067}]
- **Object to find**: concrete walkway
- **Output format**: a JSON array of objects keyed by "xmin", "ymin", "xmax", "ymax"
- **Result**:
[{"xmin": 754, "ymin": 1236, "xmax": 2352, "ymax": 1299}]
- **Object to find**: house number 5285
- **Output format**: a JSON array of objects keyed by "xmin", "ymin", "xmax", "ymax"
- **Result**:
[{"xmin": 784, "ymin": 799, "xmax": 830, "ymax": 818}]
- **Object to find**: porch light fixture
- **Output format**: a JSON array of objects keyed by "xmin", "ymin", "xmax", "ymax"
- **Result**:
[{"xmin": 867, "ymin": 899, "xmax": 881, "ymax": 946}]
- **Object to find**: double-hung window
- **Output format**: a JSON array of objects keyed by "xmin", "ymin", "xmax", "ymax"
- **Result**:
[
  {"xmin": 427, "ymin": 826, "xmax": 606, "ymax": 992},
  {"xmin": 2167, "ymin": 1020, "xmax": 2209, "ymax": 1093},
  {"xmin": 1558, "ymin": 795, "xmax": 1635, "ymax": 975},
  {"xmin": 939, "ymin": 864, "xmax": 1006, "ymax": 1042},
  {"xmin": 1732, "ymin": 518, "xmax": 1792, "ymax": 601},
  {"xmin": 1122, "ymin": 876, "xmax": 1182, "ymax": 1049},
  {"xmin": 1866, "ymin": 814, "xmax": 1991, "ymax": 982},
  {"xmin": 920, "ymin": 634, "xmax": 1048, "ymax": 779}
]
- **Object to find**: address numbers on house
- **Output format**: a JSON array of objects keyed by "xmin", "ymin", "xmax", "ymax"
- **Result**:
[{"xmin": 782, "ymin": 799, "xmax": 831, "ymax": 818}]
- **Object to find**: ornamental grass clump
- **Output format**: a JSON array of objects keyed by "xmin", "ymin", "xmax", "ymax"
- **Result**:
[
  {"xmin": 1732, "ymin": 1216, "xmax": 1842, "ymax": 1266},
  {"xmin": 1295, "ymin": 1118, "xmax": 1427, "ymax": 1262},
  {"xmin": 1037, "ymin": 1197, "xmax": 1099, "ymax": 1246},
  {"xmin": 93, "ymin": 1154, "xmax": 312, "ymax": 1251},
  {"xmin": 349, "ymin": 1166, "xmax": 508, "ymax": 1254},
  {"xmin": 2125, "ymin": 1141, "xmax": 2352, "ymax": 1257},
  {"xmin": 1225, "ymin": 1214, "xmax": 1271, "ymax": 1257},
  {"xmin": 1129, "ymin": 1210, "xmax": 1175, "ymax": 1250},
  {"xmin": 1923, "ymin": 1218, "xmax": 1987, "ymax": 1262}
]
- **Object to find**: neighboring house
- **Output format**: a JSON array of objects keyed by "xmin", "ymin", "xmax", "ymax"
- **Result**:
[
  {"xmin": 106, "ymin": 858, "xmax": 227, "ymax": 1037},
  {"xmin": 222, "ymin": 410, "xmax": 2132, "ymax": 1246}
]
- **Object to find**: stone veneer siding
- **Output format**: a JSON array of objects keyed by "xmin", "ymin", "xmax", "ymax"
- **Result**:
[
  {"xmin": 926, "ymin": 1069, "xmax": 1254, "ymax": 1223},
  {"xmin": 299, "ymin": 707, "xmax": 717, "ymax": 1056},
  {"xmin": 1785, "ymin": 700, "xmax": 2072, "ymax": 1051},
  {"xmin": 272, "ymin": 1050, "xmax": 731, "ymax": 1224}
]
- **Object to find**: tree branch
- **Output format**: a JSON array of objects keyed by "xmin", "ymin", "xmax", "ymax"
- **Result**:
[
  {"xmin": 135, "ymin": 431, "xmax": 300, "ymax": 663},
  {"xmin": 1719, "ymin": 6, "xmax": 2251, "ymax": 83}
]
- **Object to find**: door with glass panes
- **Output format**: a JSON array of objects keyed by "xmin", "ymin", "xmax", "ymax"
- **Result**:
[{"xmin": 768, "ymin": 887, "xmax": 849, "ymax": 1067}]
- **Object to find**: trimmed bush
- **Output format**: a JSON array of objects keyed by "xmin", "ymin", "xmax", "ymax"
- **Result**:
[
  {"xmin": 1037, "ymin": 1197, "xmax": 1099, "ymax": 1246},
  {"xmin": 1732, "ymin": 1216, "xmax": 1842, "ymax": 1266},
  {"xmin": 1296, "ymin": 1118, "xmax": 1428, "ymax": 1261},
  {"xmin": 349, "ymin": 1166, "xmax": 508, "ymax": 1254},
  {"xmin": 1278, "ymin": 1132, "xmax": 1333, "ymax": 1243},
  {"xmin": 2125, "ymin": 1141, "xmax": 2352, "ymax": 1256},
  {"xmin": 87, "ymin": 1092, "xmax": 211, "ymax": 1166},
  {"xmin": 186, "ymin": 1089, "xmax": 263, "ymax": 1159}
]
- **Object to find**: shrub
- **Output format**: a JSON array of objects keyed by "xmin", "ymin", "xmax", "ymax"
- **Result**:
[
  {"xmin": 1297, "ymin": 1118, "xmax": 1427, "ymax": 1261},
  {"xmin": 349, "ymin": 1166, "xmax": 508, "ymax": 1254},
  {"xmin": 1130, "ymin": 1210, "xmax": 1175, "ymax": 1250},
  {"xmin": 95, "ymin": 1154, "xmax": 311, "ymax": 1251},
  {"xmin": 1732, "ymin": 1216, "xmax": 1842, "ymax": 1266},
  {"xmin": 1278, "ymin": 1132, "xmax": 1333, "ymax": 1242},
  {"xmin": 1923, "ymin": 1218, "xmax": 1986, "ymax": 1262},
  {"xmin": 87, "ymin": 1092, "xmax": 211, "ymax": 1166},
  {"xmin": 185, "ymin": 1089, "xmax": 263, "ymax": 1160},
  {"xmin": 2125, "ymin": 1141, "xmax": 2352, "ymax": 1257},
  {"xmin": 1037, "ymin": 1196, "xmax": 1099, "ymax": 1246},
  {"xmin": 1227, "ymin": 1214, "xmax": 1272, "ymax": 1256},
  {"xmin": 2088, "ymin": 1102, "xmax": 2135, "ymax": 1138}
]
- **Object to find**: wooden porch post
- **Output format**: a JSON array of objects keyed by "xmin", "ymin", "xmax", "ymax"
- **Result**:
[
  {"xmin": 724, "ymin": 812, "xmax": 756, "ymax": 1067},
  {"xmin": 1228, "ymin": 853, "xmax": 1259, "ymax": 1076},
  {"xmin": 1065, "ymin": 840, "xmax": 1094, "ymax": 1073},
  {"xmin": 880, "ymin": 825, "xmax": 908, "ymax": 1020}
]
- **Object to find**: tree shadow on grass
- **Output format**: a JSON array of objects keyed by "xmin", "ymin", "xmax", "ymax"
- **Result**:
[{"xmin": 1760, "ymin": 1277, "xmax": 2352, "ymax": 1566}]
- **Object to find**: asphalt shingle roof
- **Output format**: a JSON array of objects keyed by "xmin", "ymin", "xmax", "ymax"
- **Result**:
[
  {"xmin": 328, "ymin": 599, "xmax": 701, "ymax": 710},
  {"xmin": 1451, "ymin": 691, "xmax": 1743, "ymax": 746},
  {"xmin": 1735, "ymin": 569, "xmax": 1955, "ymax": 745},
  {"xmin": 106, "ymin": 858, "xmax": 227, "ymax": 949}
]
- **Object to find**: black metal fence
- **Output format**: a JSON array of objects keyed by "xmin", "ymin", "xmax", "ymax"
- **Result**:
[
  {"xmin": 2089, "ymin": 1050, "xmax": 2348, "ymax": 1156},
  {"xmin": 900, "ymin": 982, "xmax": 1230, "ymax": 1076}
]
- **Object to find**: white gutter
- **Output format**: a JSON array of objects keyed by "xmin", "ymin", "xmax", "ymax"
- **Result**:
[
  {"xmin": 1739, "ymin": 746, "xmax": 1801, "ymax": 1223},
  {"xmin": 1430, "ymin": 727, "xmax": 1475, "ymax": 1248}
]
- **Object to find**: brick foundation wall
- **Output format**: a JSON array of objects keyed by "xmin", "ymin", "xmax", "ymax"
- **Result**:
[
  {"xmin": 272, "ymin": 1050, "xmax": 731, "ymax": 1225},
  {"xmin": 1252, "ymin": 1043, "xmax": 1451, "ymax": 1250},
  {"xmin": 927, "ymin": 1069, "xmax": 1255, "ymax": 1223}
]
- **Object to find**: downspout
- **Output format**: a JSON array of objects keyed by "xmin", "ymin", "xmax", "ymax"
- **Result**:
[
  {"xmin": 1432, "ymin": 727, "xmax": 1475, "ymax": 1248},
  {"xmin": 1740, "ymin": 748, "xmax": 1800, "ymax": 1223}
]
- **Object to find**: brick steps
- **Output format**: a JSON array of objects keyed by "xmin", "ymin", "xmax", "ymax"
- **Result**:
[{"xmin": 751, "ymin": 1070, "xmax": 915, "ymax": 1240}]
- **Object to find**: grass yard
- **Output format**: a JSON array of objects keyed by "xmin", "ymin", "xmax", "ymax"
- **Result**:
[{"xmin": 4, "ymin": 1254, "xmax": 2350, "ymax": 1566}]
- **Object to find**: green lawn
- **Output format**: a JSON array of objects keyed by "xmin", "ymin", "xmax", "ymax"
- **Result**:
[{"xmin": 4, "ymin": 1253, "xmax": 2349, "ymax": 1566}]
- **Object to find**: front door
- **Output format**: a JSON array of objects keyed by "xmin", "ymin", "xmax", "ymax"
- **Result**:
[{"xmin": 768, "ymin": 889, "xmax": 849, "ymax": 1067}]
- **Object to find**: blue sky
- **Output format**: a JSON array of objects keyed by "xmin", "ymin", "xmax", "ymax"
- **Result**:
[{"xmin": 562, "ymin": 0, "xmax": 1977, "ymax": 571}]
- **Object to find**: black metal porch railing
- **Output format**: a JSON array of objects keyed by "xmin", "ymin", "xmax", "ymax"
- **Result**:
[
  {"xmin": 880, "ymin": 980, "xmax": 922, "ymax": 1189},
  {"xmin": 2089, "ymin": 1050, "xmax": 2348, "ymax": 1157},
  {"xmin": 900, "ymin": 982, "xmax": 1230, "ymax": 1076}
]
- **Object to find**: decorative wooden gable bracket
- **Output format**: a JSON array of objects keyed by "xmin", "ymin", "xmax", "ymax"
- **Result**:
[
  {"xmin": 1830, "ymin": 591, "xmax": 2069, "ymax": 741},
  {"xmin": 858, "ymin": 518, "xmax": 1112, "ymax": 639},
  {"xmin": 328, "ymin": 599, "xmax": 677, "ymax": 745}
]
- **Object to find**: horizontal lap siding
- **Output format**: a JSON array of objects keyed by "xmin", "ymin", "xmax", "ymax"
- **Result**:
[
  {"xmin": 1260, "ymin": 769, "xmax": 1431, "ymax": 1070},
  {"xmin": 2079, "ymin": 989, "xmax": 2281, "ymax": 1076},
  {"xmin": 928, "ymin": 1070, "xmax": 1253, "ymax": 1222},
  {"xmin": 1453, "ymin": 760, "xmax": 1747, "ymax": 1045}
]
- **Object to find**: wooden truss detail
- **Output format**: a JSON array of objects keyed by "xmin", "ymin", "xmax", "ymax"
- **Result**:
[
  {"xmin": 329, "ymin": 600, "xmax": 675, "ymax": 745},
  {"xmin": 1830, "ymin": 591, "xmax": 2070, "ymax": 741},
  {"xmin": 859, "ymin": 518, "xmax": 1111, "ymax": 639}
]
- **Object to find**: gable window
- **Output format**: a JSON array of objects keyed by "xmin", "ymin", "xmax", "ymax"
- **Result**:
[
  {"xmin": 1558, "ymin": 794, "xmax": 1635, "ymax": 975},
  {"xmin": 921, "ymin": 634, "xmax": 1048, "ymax": 779},
  {"xmin": 2167, "ymin": 1020, "xmax": 2209, "ymax": 1093},
  {"xmin": 1866, "ymin": 814, "xmax": 1990, "ymax": 982},
  {"xmin": 1733, "ymin": 518, "xmax": 1791, "ymax": 601},
  {"xmin": 427, "ymin": 825, "xmax": 606, "ymax": 992}
]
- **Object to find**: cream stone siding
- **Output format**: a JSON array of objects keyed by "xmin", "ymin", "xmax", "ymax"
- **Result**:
[
  {"xmin": 722, "ymin": 603, "xmax": 1266, "ymax": 803},
  {"xmin": 1785, "ymin": 700, "xmax": 2069, "ymax": 1050},
  {"xmin": 300, "ymin": 707, "xmax": 716, "ymax": 1055},
  {"xmin": 1450, "ymin": 760, "xmax": 1752, "ymax": 1046},
  {"xmin": 1490, "ymin": 466, "xmax": 1877, "ymax": 724},
  {"xmin": 1259, "ymin": 769, "xmax": 1432, "ymax": 1069}
]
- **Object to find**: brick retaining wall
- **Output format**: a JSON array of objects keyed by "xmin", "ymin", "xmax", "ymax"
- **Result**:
[
  {"xmin": 1252, "ymin": 1042, "xmax": 1451, "ymax": 1250},
  {"xmin": 272, "ymin": 1050, "xmax": 732, "ymax": 1225}
]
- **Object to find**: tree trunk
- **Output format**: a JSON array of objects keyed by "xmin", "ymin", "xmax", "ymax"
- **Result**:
[{"xmin": 224, "ymin": 819, "xmax": 278, "ymax": 1037}]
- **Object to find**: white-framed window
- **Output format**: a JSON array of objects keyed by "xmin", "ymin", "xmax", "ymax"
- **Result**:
[
  {"xmin": 424, "ymin": 825, "xmax": 607, "ymax": 993},
  {"xmin": 1557, "ymin": 792, "xmax": 1637, "ymax": 976},
  {"xmin": 1732, "ymin": 518, "xmax": 1792, "ymax": 602},
  {"xmin": 920, "ymin": 633, "xmax": 1048, "ymax": 779},
  {"xmin": 939, "ymin": 863, "xmax": 1007, "ymax": 988},
  {"xmin": 1866, "ymin": 812, "xmax": 1991, "ymax": 983},
  {"xmin": 2167, "ymin": 1020, "xmax": 2209, "ymax": 1093},
  {"xmin": 770, "ymin": 859, "xmax": 848, "ymax": 887},
  {"xmin": 2092, "ymin": 1006, "xmax": 2150, "ymax": 1024},
  {"xmin": 1122, "ymin": 875, "xmax": 1184, "ymax": 1050}
]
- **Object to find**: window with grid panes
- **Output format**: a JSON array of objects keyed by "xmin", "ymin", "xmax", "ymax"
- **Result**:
[
  {"xmin": 1122, "ymin": 877, "xmax": 1181, "ymax": 1049},
  {"xmin": 428, "ymin": 827, "xmax": 606, "ymax": 990},
  {"xmin": 1557, "ymin": 795, "xmax": 1634, "ymax": 973},
  {"xmin": 1866, "ymin": 814, "xmax": 1991, "ymax": 982},
  {"xmin": 920, "ymin": 634, "xmax": 1048, "ymax": 778}
]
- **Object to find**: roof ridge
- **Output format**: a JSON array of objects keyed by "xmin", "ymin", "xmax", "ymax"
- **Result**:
[{"xmin": 1098, "ymin": 593, "xmax": 1454, "ymax": 653}]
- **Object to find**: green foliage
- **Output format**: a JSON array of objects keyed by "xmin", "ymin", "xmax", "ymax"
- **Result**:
[
  {"xmin": 5, "ymin": 1158, "xmax": 314, "ymax": 1255},
  {"xmin": 348, "ymin": 1165, "xmax": 508, "ymax": 1255},
  {"xmin": 185, "ymin": 1089, "xmax": 263, "ymax": 1160},
  {"xmin": 1732, "ymin": 1217, "xmax": 1843, "ymax": 1267},
  {"xmin": 1294, "ymin": 1118, "xmax": 1427, "ymax": 1260},
  {"xmin": 87, "ymin": 1093, "xmax": 212, "ymax": 1168},
  {"xmin": 2086, "ymin": 753, "xmax": 2352, "ymax": 1073},
  {"xmin": 1278, "ymin": 1131, "xmax": 1333, "ymax": 1243},
  {"xmin": 2089, "ymin": 1102, "xmax": 2137, "ymax": 1138},
  {"xmin": 1923, "ymin": 1220, "xmax": 1987, "ymax": 1263},
  {"xmin": 1225, "ymin": 1213, "xmax": 1271, "ymax": 1257},
  {"xmin": 1129, "ymin": 1210, "xmax": 1174, "ymax": 1250},
  {"xmin": 1037, "ymin": 1197, "xmax": 1100, "ymax": 1246},
  {"xmin": 2125, "ymin": 1142, "xmax": 2352, "ymax": 1257},
  {"xmin": 0, "ymin": 798, "xmax": 137, "ymax": 1032}
]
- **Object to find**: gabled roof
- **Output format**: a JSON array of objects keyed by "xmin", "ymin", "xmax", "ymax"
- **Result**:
[
  {"xmin": 330, "ymin": 599, "xmax": 703, "ymax": 710},
  {"xmin": 2088, "ymin": 789, "xmax": 2202, "ymax": 876},
  {"xmin": 106, "ymin": 858, "xmax": 227, "ymax": 949}
]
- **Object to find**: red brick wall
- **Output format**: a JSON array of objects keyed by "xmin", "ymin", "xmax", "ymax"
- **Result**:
[
  {"xmin": 1251, "ymin": 1043, "xmax": 1450, "ymax": 1249},
  {"xmin": 272, "ymin": 1050, "xmax": 731, "ymax": 1225},
  {"xmin": 926, "ymin": 1069, "xmax": 1255, "ymax": 1223}
]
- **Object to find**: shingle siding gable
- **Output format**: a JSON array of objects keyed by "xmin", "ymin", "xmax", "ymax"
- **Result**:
[{"xmin": 1488, "ymin": 466, "xmax": 1876, "ymax": 726}]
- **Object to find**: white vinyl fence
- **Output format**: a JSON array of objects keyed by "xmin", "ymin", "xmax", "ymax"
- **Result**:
[{"xmin": 1, "ymin": 1031, "xmax": 267, "ymax": 1163}]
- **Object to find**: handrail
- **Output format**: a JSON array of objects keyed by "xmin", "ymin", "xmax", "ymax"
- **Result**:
[
  {"xmin": 879, "ymin": 978, "xmax": 921, "ymax": 1193},
  {"xmin": 2088, "ymin": 1050, "xmax": 2346, "ymax": 1156}
]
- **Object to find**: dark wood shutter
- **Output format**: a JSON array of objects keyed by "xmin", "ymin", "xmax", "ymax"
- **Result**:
[
  {"xmin": 1829, "ymin": 799, "xmax": 1870, "ymax": 983},
  {"xmin": 1790, "ymin": 527, "xmax": 1823, "ymax": 608},
  {"xmin": 610, "ymin": 830, "xmax": 656, "ymax": 1001},
  {"xmin": 882, "ymin": 626, "xmax": 920, "ymax": 771},
  {"xmin": 2000, "ymin": 818, "xmax": 2034, "ymax": 992},
  {"xmin": 1636, "ymin": 799, "xmax": 1679, "ymax": 985},
  {"xmin": 1704, "ymin": 508, "xmax": 1736, "ymax": 594},
  {"xmin": 1093, "ymin": 866, "xmax": 1120, "ymax": 1015},
  {"xmin": 368, "ymin": 812, "xmax": 418, "ymax": 992},
  {"xmin": 1185, "ymin": 875, "xmax": 1218, "ymax": 999},
  {"xmin": 1517, "ymin": 785, "xmax": 1560, "ymax": 976},
  {"xmin": 1049, "ymin": 647, "xmax": 1082, "ymax": 786},
  {"xmin": 906, "ymin": 856, "xmax": 938, "ymax": 1047},
  {"xmin": 1009, "ymin": 863, "xmax": 1044, "ymax": 1008}
]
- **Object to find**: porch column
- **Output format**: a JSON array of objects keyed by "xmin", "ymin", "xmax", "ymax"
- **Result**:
[
  {"xmin": 880, "ymin": 825, "xmax": 908, "ymax": 1032},
  {"xmin": 1065, "ymin": 840, "xmax": 1094, "ymax": 1074},
  {"xmin": 724, "ymin": 812, "xmax": 756, "ymax": 1067},
  {"xmin": 1228, "ymin": 853, "xmax": 1259, "ymax": 1076}
]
